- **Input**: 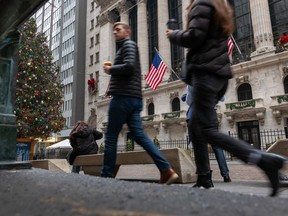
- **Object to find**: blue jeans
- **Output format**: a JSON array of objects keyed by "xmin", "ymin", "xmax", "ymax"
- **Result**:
[
  {"xmin": 72, "ymin": 166, "xmax": 80, "ymax": 174},
  {"xmin": 211, "ymin": 145, "xmax": 229, "ymax": 177},
  {"xmin": 101, "ymin": 96, "xmax": 171, "ymax": 177}
]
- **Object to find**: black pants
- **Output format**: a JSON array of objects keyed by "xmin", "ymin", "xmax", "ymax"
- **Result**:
[{"xmin": 189, "ymin": 73, "xmax": 257, "ymax": 175}]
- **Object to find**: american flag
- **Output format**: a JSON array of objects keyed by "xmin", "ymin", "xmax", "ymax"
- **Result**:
[
  {"xmin": 228, "ymin": 37, "xmax": 234, "ymax": 56},
  {"xmin": 145, "ymin": 52, "xmax": 167, "ymax": 90}
]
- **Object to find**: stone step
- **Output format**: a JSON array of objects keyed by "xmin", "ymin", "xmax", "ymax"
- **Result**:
[{"xmin": 31, "ymin": 159, "xmax": 70, "ymax": 173}]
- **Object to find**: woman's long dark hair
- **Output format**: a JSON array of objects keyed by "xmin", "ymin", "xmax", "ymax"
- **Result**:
[
  {"xmin": 186, "ymin": 0, "xmax": 234, "ymax": 36},
  {"xmin": 69, "ymin": 121, "xmax": 88, "ymax": 140}
]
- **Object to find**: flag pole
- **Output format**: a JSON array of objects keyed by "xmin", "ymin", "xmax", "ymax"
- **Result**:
[
  {"xmin": 230, "ymin": 34, "xmax": 243, "ymax": 59},
  {"xmin": 154, "ymin": 47, "xmax": 181, "ymax": 80}
]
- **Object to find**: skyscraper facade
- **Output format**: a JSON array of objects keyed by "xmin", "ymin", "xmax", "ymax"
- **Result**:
[{"xmin": 34, "ymin": 0, "xmax": 87, "ymax": 138}]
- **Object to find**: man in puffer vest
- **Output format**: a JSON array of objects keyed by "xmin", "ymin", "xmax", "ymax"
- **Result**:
[{"xmin": 101, "ymin": 22, "xmax": 179, "ymax": 185}]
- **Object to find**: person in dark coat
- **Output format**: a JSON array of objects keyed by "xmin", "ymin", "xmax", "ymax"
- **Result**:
[
  {"xmin": 182, "ymin": 85, "xmax": 231, "ymax": 183},
  {"xmin": 101, "ymin": 22, "xmax": 179, "ymax": 184},
  {"xmin": 68, "ymin": 121, "xmax": 103, "ymax": 173},
  {"xmin": 166, "ymin": 0, "xmax": 286, "ymax": 196}
]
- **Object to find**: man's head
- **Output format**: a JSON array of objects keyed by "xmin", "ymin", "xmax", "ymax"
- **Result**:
[{"xmin": 113, "ymin": 22, "xmax": 131, "ymax": 41}]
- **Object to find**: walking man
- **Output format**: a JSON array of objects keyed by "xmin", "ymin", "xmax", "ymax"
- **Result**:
[{"xmin": 101, "ymin": 22, "xmax": 178, "ymax": 185}]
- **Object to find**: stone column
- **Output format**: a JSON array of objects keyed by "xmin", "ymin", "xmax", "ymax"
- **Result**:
[
  {"xmin": 118, "ymin": 0, "xmax": 131, "ymax": 24},
  {"xmin": 0, "ymin": 32, "xmax": 19, "ymax": 161},
  {"xmin": 182, "ymin": 0, "xmax": 189, "ymax": 31},
  {"xmin": 137, "ymin": 0, "xmax": 149, "ymax": 79},
  {"xmin": 98, "ymin": 11, "xmax": 116, "ymax": 96},
  {"xmin": 182, "ymin": 0, "xmax": 189, "ymax": 57},
  {"xmin": 120, "ymin": 12, "xmax": 129, "ymax": 24},
  {"xmin": 158, "ymin": 0, "xmax": 171, "ymax": 81},
  {"xmin": 250, "ymin": 0, "xmax": 275, "ymax": 59}
]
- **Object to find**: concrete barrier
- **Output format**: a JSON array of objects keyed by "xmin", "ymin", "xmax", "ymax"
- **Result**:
[
  {"xmin": 31, "ymin": 159, "xmax": 70, "ymax": 173},
  {"xmin": 266, "ymin": 139, "xmax": 288, "ymax": 157},
  {"xmin": 73, "ymin": 148, "xmax": 197, "ymax": 183}
]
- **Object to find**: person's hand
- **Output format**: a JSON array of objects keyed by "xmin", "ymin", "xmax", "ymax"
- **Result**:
[
  {"xmin": 103, "ymin": 65, "xmax": 111, "ymax": 75},
  {"xmin": 166, "ymin": 29, "xmax": 173, "ymax": 38}
]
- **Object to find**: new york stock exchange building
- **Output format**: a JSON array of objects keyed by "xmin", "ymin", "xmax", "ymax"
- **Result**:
[{"xmin": 85, "ymin": 0, "xmax": 288, "ymax": 152}]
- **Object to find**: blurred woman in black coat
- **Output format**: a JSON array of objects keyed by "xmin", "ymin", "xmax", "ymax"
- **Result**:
[
  {"xmin": 68, "ymin": 121, "xmax": 103, "ymax": 173},
  {"xmin": 166, "ymin": 0, "xmax": 285, "ymax": 196}
]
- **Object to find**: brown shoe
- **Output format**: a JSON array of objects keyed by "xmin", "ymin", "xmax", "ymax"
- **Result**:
[{"xmin": 160, "ymin": 168, "xmax": 179, "ymax": 185}]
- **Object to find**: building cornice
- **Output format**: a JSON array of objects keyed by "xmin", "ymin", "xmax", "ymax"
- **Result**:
[
  {"xmin": 232, "ymin": 51, "xmax": 288, "ymax": 74},
  {"xmin": 143, "ymin": 80, "xmax": 185, "ymax": 97},
  {"xmin": 94, "ymin": 0, "xmax": 118, "ymax": 12}
]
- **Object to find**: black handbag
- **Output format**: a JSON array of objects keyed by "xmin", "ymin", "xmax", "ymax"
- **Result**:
[
  {"xmin": 179, "ymin": 60, "xmax": 192, "ymax": 85},
  {"xmin": 180, "ymin": 49, "xmax": 194, "ymax": 85}
]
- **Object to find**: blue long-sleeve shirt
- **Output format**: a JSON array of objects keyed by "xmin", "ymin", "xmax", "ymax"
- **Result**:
[{"xmin": 185, "ymin": 85, "xmax": 193, "ymax": 121}]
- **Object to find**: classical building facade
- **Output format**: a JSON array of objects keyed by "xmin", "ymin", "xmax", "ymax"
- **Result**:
[{"xmin": 85, "ymin": 0, "xmax": 288, "ymax": 150}]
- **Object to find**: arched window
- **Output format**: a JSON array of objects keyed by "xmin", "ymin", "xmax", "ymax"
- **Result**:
[
  {"xmin": 237, "ymin": 83, "xmax": 252, "ymax": 101},
  {"xmin": 284, "ymin": 76, "xmax": 288, "ymax": 94},
  {"xmin": 172, "ymin": 97, "xmax": 180, "ymax": 111},
  {"xmin": 147, "ymin": 0, "xmax": 158, "ymax": 65},
  {"xmin": 148, "ymin": 103, "xmax": 155, "ymax": 115}
]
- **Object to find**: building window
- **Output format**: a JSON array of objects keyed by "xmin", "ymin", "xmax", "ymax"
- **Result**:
[
  {"xmin": 171, "ymin": 97, "xmax": 180, "ymax": 111},
  {"xmin": 90, "ymin": 37, "xmax": 94, "ymax": 48},
  {"xmin": 95, "ymin": 52, "xmax": 99, "ymax": 63},
  {"xmin": 95, "ymin": 33, "xmax": 100, "ymax": 45},
  {"xmin": 237, "ymin": 83, "xmax": 252, "ymax": 101},
  {"xmin": 111, "ymin": 9, "xmax": 120, "ymax": 23},
  {"xmin": 90, "ymin": 55, "xmax": 93, "ymax": 66},
  {"xmin": 90, "ymin": 19, "xmax": 94, "ymax": 30},
  {"xmin": 228, "ymin": 0, "xmax": 254, "ymax": 63},
  {"xmin": 96, "ymin": 16, "xmax": 99, "ymax": 27},
  {"xmin": 284, "ymin": 75, "xmax": 288, "ymax": 93},
  {"xmin": 95, "ymin": 71, "xmax": 99, "ymax": 92},
  {"xmin": 129, "ymin": 1, "xmax": 137, "ymax": 42},
  {"xmin": 269, "ymin": 0, "xmax": 288, "ymax": 40},
  {"xmin": 148, "ymin": 103, "xmax": 155, "ymax": 115},
  {"xmin": 147, "ymin": 0, "xmax": 158, "ymax": 65},
  {"xmin": 90, "ymin": 1, "xmax": 94, "ymax": 12},
  {"xmin": 168, "ymin": 0, "xmax": 184, "ymax": 81}
]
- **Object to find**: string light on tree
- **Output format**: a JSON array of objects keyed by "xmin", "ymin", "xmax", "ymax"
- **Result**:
[{"xmin": 15, "ymin": 18, "xmax": 66, "ymax": 139}]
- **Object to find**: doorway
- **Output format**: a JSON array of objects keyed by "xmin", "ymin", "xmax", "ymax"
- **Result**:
[{"xmin": 237, "ymin": 120, "xmax": 261, "ymax": 149}]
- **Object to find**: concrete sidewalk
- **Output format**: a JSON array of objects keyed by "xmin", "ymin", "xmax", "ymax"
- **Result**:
[
  {"xmin": 1, "ymin": 160, "xmax": 288, "ymax": 216},
  {"xmin": 0, "ymin": 168, "xmax": 287, "ymax": 216},
  {"xmin": 208, "ymin": 160, "xmax": 288, "ymax": 198}
]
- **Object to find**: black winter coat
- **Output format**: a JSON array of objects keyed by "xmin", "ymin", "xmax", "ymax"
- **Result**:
[
  {"xmin": 169, "ymin": 0, "xmax": 232, "ymax": 79},
  {"xmin": 107, "ymin": 39, "xmax": 142, "ymax": 99},
  {"xmin": 70, "ymin": 128, "xmax": 103, "ymax": 154}
]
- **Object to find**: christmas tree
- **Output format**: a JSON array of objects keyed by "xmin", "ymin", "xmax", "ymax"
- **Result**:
[{"xmin": 15, "ymin": 18, "xmax": 65, "ymax": 139}]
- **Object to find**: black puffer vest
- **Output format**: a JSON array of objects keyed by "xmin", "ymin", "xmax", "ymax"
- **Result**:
[{"xmin": 107, "ymin": 39, "xmax": 142, "ymax": 99}]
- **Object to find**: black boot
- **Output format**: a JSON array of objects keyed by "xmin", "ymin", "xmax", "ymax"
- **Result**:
[
  {"xmin": 257, "ymin": 153, "xmax": 286, "ymax": 197},
  {"xmin": 223, "ymin": 174, "xmax": 232, "ymax": 182},
  {"xmin": 193, "ymin": 171, "xmax": 214, "ymax": 189},
  {"xmin": 208, "ymin": 170, "xmax": 214, "ymax": 187}
]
